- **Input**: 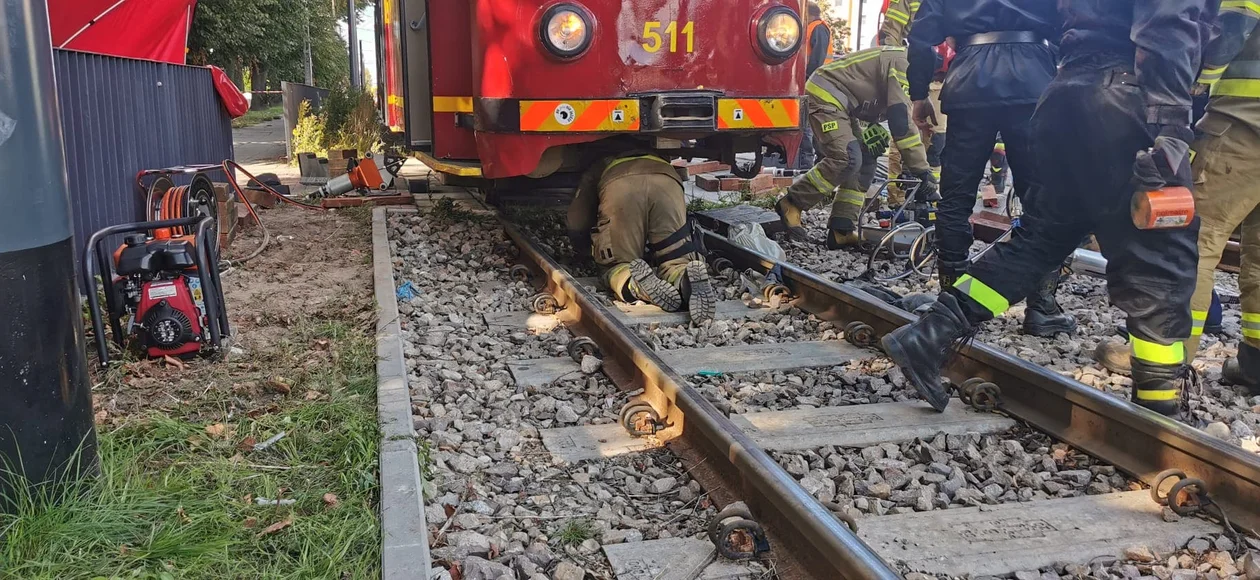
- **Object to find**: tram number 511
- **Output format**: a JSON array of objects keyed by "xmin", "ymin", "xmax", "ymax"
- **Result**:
[{"xmin": 642, "ymin": 21, "xmax": 695, "ymax": 53}]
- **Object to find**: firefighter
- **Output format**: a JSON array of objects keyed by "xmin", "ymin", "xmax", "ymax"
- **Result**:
[
  {"xmin": 796, "ymin": 4, "xmax": 835, "ymax": 170},
  {"xmin": 567, "ymin": 153, "xmax": 717, "ymax": 324},
  {"xmin": 881, "ymin": 0, "xmax": 1205, "ymax": 416},
  {"xmin": 776, "ymin": 46, "xmax": 938, "ymax": 248},
  {"xmin": 1171, "ymin": 0, "xmax": 1259, "ymax": 389},
  {"xmin": 878, "ymin": 0, "xmax": 921, "ymax": 208},
  {"xmin": 904, "ymin": 0, "xmax": 1075, "ymax": 338}
]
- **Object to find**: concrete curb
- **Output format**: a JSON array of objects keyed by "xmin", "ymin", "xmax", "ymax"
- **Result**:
[{"xmin": 373, "ymin": 207, "xmax": 431, "ymax": 579}]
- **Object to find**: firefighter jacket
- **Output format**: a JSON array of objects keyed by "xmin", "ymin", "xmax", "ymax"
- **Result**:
[
  {"xmin": 906, "ymin": 0, "xmax": 1060, "ymax": 113},
  {"xmin": 1198, "ymin": 0, "xmax": 1260, "ymax": 133},
  {"xmin": 1059, "ymin": 0, "xmax": 1210, "ymax": 128},
  {"xmin": 879, "ymin": 0, "xmax": 920, "ymax": 47},
  {"xmin": 806, "ymin": 46, "xmax": 931, "ymax": 174},
  {"xmin": 566, "ymin": 154, "xmax": 684, "ymax": 252}
]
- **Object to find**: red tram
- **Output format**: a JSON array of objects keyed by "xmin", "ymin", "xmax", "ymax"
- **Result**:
[{"xmin": 376, "ymin": 0, "xmax": 807, "ymax": 184}]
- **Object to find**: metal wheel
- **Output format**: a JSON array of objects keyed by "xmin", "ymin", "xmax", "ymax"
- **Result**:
[
  {"xmin": 531, "ymin": 293, "xmax": 559, "ymax": 315},
  {"xmin": 509, "ymin": 264, "xmax": 531, "ymax": 282},
  {"xmin": 619, "ymin": 401, "xmax": 660, "ymax": 437},
  {"xmin": 567, "ymin": 337, "xmax": 601, "ymax": 363},
  {"xmin": 844, "ymin": 321, "xmax": 876, "ymax": 347},
  {"xmin": 866, "ymin": 221, "xmax": 925, "ymax": 282},
  {"xmin": 146, "ymin": 176, "xmax": 174, "ymax": 222},
  {"xmin": 1150, "ymin": 469, "xmax": 1188, "ymax": 506},
  {"xmin": 908, "ymin": 226, "xmax": 937, "ymax": 277}
]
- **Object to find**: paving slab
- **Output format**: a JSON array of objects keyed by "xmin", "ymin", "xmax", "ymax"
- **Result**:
[
  {"xmin": 508, "ymin": 340, "xmax": 869, "ymax": 388},
  {"xmin": 603, "ymin": 537, "xmax": 716, "ymax": 580},
  {"xmin": 541, "ymin": 423, "xmax": 664, "ymax": 463},
  {"xmin": 858, "ymin": 490, "xmax": 1221, "ymax": 577},
  {"xmin": 541, "ymin": 401, "xmax": 1012, "ymax": 462},
  {"xmin": 482, "ymin": 300, "xmax": 768, "ymax": 331},
  {"xmin": 730, "ymin": 402, "xmax": 1016, "ymax": 451},
  {"xmin": 697, "ymin": 560, "xmax": 763, "ymax": 580}
]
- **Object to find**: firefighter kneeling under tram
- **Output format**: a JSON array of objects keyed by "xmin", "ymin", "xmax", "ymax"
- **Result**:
[
  {"xmin": 776, "ymin": 46, "xmax": 939, "ymax": 249},
  {"xmin": 568, "ymin": 154, "xmax": 718, "ymax": 324}
]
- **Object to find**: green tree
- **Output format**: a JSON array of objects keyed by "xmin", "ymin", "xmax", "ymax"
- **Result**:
[{"xmin": 189, "ymin": 0, "xmax": 350, "ymax": 90}]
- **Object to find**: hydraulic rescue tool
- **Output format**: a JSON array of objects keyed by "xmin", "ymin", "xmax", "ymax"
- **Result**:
[{"xmin": 84, "ymin": 216, "xmax": 229, "ymax": 366}]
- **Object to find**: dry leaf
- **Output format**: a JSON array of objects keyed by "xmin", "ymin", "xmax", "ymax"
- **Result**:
[
  {"xmin": 313, "ymin": 339, "xmax": 330, "ymax": 350},
  {"xmin": 255, "ymin": 517, "xmax": 293, "ymax": 538},
  {"xmin": 119, "ymin": 545, "xmax": 130, "ymax": 556},
  {"xmin": 243, "ymin": 517, "xmax": 258, "ymax": 529},
  {"xmin": 265, "ymin": 378, "xmax": 292, "ymax": 395},
  {"xmin": 94, "ymin": 409, "xmax": 108, "ymax": 424},
  {"xmin": 163, "ymin": 355, "xmax": 186, "ymax": 370},
  {"xmin": 243, "ymin": 494, "xmax": 253, "ymax": 504},
  {"xmin": 237, "ymin": 436, "xmax": 258, "ymax": 451},
  {"xmin": 304, "ymin": 390, "xmax": 322, "ymax": 400},
  {"xmin": 228, "ymin": 453, "xmax": 244, "ymax": 464},
  {"xmin": 176, "ymin": 506, "xmax": 190, "ymax": 523},
  {"xmin": 205, "ymin": 423, "xmax": 227, "ymax": 438},
  {"xmin": 323, "ymin": 493, "xmax": 340, "ymax": 508}
]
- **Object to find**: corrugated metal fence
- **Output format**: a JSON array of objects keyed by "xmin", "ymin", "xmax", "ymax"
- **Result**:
[{"xmin": 54, "ymin": 49, "xmax": 234, "ymax": 269}]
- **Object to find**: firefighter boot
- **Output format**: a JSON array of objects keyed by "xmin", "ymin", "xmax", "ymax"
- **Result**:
[
  {"xmin": 684, "ymin": 260, "xmax": 718, "ymax": 324},
  {"xmin": 1023, "ymin": 268, "xmax": 1077, "ymax": 337},
  {"xmin": 775, "ymin": 198, "xmax": 810, "ymax": 243},
  {"xmin": 1131, "ymin": 358, "xmax": 1185, "ymax": 418},
  {"xmin": 937, "ymin": 260, "xmax": 969, "ymax": 290},
  {"xmin": 825, "ymin": 217, "xmax": 861, "ymax": 250},
  {"xmin": 880, "ymin": 292, "xmax": 976, "ymax": 412},
  {"xmin": 1093, "ymin": 339, "xmax": 1132, "ymax": 375},
  {"xmin": 628, "ymin": 259, "xmax": 683, "ymax": 312},
  {"xmin": 1223, "ymin": 342, "xmax": 1260, "ymax": 392}
]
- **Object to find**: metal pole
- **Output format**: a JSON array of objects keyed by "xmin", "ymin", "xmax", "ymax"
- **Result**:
[
  {"xmin": 348, "ymin": 0, "xmax": 361, "ymax": 89},
  {"xmin": 856, "ymin": 0, "xmax": 865, "ymax": 50},
  {"xmin": 0, "ymin": 0, "xmax": 98, "ymax": 507}
]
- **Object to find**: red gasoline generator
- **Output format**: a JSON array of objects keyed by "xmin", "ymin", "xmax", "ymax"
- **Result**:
[{"xmin": 84, "ymin": 216, "xmax": 230, "ymax": 366}]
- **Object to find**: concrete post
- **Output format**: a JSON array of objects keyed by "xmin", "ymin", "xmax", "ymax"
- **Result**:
[{"xmin": 0, "ymin": 0, "xmax": 98, "ymax": 506}]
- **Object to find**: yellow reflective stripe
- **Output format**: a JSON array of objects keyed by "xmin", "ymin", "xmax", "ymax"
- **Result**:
[
  {"xmin": 433, "ymin": 96, "xmax": 473, "ymax": 113},
  {"xmin": 886, "ymin": 8, "xmax": 910, "ymax": 25},
  {"xmin": 822, "ymin": 49, "xmax": 886, "ymax": 72},
  {"xmin": 909, "ymin": 1, "xmax": 921, "ymax": 10},
  {"xmin": 1244, "ymin": 314, "xmax": 1260, "ymax": 339},
  {"xmin": 605, "ymin": 154, "xmax": 670, "ymax": 174},
  {"xmin": 1192, "ymin": 310, "xmax": 1206, "ymax": 336},
  {"xmin": 1191, "ymin": 327, "xmax": 1204, "ymax": 337},
  {"xmin": 835, "ymin": 188, "xmax": 866, "ymax": 206},
  {"xmin": 806, "ymin": 168, "xmax": 836, "ymax": 193},
  {"xmin": 1222, "ymin": 0, "xmax": 1260, "ymax": 14},
  {"xmin": 1192, "ymin": 310, "xmax": 1208, "ymax": 321},
  {"xmin": 931, "ymin": 169, "xmax": 941, "ymax": 179},
  {"xmin": 806, "ymin": 81, "xmax": 847, "ymax": 110},
  {"xmin": 1212, "ymin": 78, "xmax": 1260, "ymax": 98},
  {"xmin": 895, "ymin": 133, "xmax": 923, "ymax": 149},
  {"xmin": 1130, "ymin": 335, "xmax": 1185, "ymax": 365},
  {"xmin": 1135, "ymin": 389, "xmax": 1180, "ymax": 401},
  {"xmin": 954, "ymin": 274, "xmax": 1010, "ymax": 316}
]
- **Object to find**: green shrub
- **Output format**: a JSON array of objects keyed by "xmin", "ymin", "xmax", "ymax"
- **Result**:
[{"xmin": 290, "ymin": 99, "xmax": 327, "ymax": 159}]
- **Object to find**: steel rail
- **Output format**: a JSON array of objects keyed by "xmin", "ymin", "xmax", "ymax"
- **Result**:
[
  {"xmin": 704, "ymin": 229, "xmax": 1260, "ymax": 533},
  {"xmin": 501, "ymin": 220, "xmax": 900, "ymax": 580}
]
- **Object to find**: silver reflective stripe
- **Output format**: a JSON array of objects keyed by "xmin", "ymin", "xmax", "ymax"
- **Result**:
[
  {"xmin": 1224, "ymin": 60, "xmax": 1260, "ymax": 79},
  {"xmin": 808, "ymin": 75, "xmax": 852, "ymax": 110}
]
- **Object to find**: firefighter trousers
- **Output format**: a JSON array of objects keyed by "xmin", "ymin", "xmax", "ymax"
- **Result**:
[
  {"xmin": 784, "ymin": 98, "xmax": 876, "ymax": 232},
  {"xmin": 936, "ymin": 105, "xmax": 1039, "ymax": 266},
  {"xmin": 951, "ymin": 59, "xmax": 1199, "ymax": 364},
  {"xmin": 592, "ymin": 173, "xmax": 697, "ymax": 293},
  {"xmin": 1188, "ymin": 112, "xmax": 1260, "ymax": 355}
]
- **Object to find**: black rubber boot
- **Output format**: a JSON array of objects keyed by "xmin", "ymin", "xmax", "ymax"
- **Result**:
[
  {"xmin": 825, "ymin": 217, "xmax": 860, "ymax": 250},
  {"xmin": 1023, "ymin": 268, "xmax": 1077, "ymax": 337},
  {"xmin": 1131, "ymin": 358, "xmax": 1184, "ymax": 418},
  {"xmin": 629, "ymin": 259, "xmax": 682, "ymax": 312},
  {"xmin": 880, "ymin": 292, "xmax": 976, "ymax": 412},
  {"xmin": 1223, "ymin": 342, "xmax": 1260, "ymax": 393},
  {"xmin": 1094, "ymin": 339, "xmax": 1132, "ymax": 375},
  {"xmin": 684, "ymin": 260, "xmax": 717, "ymax": 324},
  {"xmin": 775, "ymin": 198, "xmax": 810, "ymax": 243}
]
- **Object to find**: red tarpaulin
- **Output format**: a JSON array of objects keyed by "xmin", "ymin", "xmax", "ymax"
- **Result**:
[{"xmin": 49, "ymin": 0, "xmax": 197, "ymax": 64}]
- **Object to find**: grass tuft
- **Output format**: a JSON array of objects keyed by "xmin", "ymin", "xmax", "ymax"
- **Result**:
[
  {"xmin": 231, "ymin": 105, "xmax": 284, "ymax": 129},
  {"xmin": 555, "ymin": 519, "xmax": 595, "ymax": 546}
]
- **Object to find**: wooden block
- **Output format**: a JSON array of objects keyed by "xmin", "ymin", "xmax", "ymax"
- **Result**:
[
  {"xmin": 242, "ymin": 187, "xmax": 278, "ymax": 209},
  {"xmin": 718, "ymin": 176, "xmax": 743, "ymax": 191},
  {"xmin": 772, "ymin": 176, "xmax": 794, "ymax": 188},
  {"xmin": 320, "ymin": 194, "xmax": 415, "ymax": 208}
]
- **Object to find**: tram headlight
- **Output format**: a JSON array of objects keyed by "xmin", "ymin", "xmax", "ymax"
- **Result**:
[
  {"xmin": 540, "ymin": 4, "xmax": 592, "ymax": 59},
  {"xmin": 757, "ymin": 7, "xmax": 802, "ymax": 62}
]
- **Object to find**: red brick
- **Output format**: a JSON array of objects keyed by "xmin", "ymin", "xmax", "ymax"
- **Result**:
[
  {"xmin": 718, "ymin": 177, "xmax": 743, "ymax": 191},
  {"xmin": 746, "ymin": 173, "xmax": 774, "ymax": 193},
  {"xmin": 695, "ymin": 175, "xmax": 722, "ymax": 192},
  {"xmin": 672, "ymin": 159, "xmax": 731, "ymax": 176},
  {"xmin": 772, "ymin": 177, "xmax": 795, "ymax": 188}
]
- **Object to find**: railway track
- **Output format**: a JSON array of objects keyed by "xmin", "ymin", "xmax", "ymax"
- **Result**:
[{"xmin": 490, "ymin": 216, "xmax": 1260, "ymax": 579}]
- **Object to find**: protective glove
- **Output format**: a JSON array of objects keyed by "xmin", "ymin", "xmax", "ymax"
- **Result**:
[
  {"xmin": 861, "ymin": 123, "xmax": 891, "ymax": 158},
  {"xmin": 916, "ymin": 170, "xmax": 940, "ymax": 201},
  {"xmin": 1133, "ymin": 126, "xmax": 1193, "ymax": 191},
  {"xmin": 912, "ymin": 100, "xmax": 938, "ymax": 135}
]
